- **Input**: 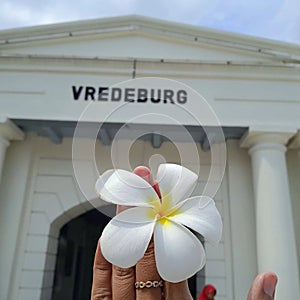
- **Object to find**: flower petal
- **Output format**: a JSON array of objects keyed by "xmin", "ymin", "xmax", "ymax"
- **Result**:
[
  {"xmin": 168, "ymin": 196, "xmax": 222, "ymax": 245},
  {"xmin": 101, "ymin": 217, "xmax": 156, "ymax": 268},
  {"xmin": 95, "ymin": 169, "xmax": 160, "ymax": 207},
  {"xmin": 154, "ymin": 219, "xmax": 205, "ymax": 282},
  {"xmin": 156, "ymin": 163, "xmax": 198, "ymax": 206},
  {"xmin": 114, "ymin": 206, "xmax": 156, "ymax": 223}
]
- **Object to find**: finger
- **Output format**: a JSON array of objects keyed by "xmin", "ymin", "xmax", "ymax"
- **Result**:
[
  {"xmin": 112, "ymin": 265, "xmax": 136, "ymax": 300},
  {"xmin": 164, "ymin": 281, "xmax": 193, "ymax": 300},
  {"xmin": 134, "ymin": 167, "xmax": 192, "ymax": 300},
  {"xmin": 133, "ymin": 166, "xmax": 154, "ymax": 185},
  {"xmin": 247, "ymin": 272, "xmax": 277, "ymax": 300},
  {"xmin": 91, "ymin": 240, "xmax": 112, "ymax": 300},
  {"xmin": 110, "ymin": 168, "xmax": 153, "ymax": 299},
  {"xmin": 135, "ymin": 239, "xmax": 163, "ymax": 300},
  {"xmin": 116, "ymin": 204, "xmax": 132, "ymax": 214},
  {"xmin": 132, "ymin": 167, "xmax": 163, "ymax": 299},
  {"xmin": 133, "ymin": 166, "xmax": 161, "ymax": 199},
  {"xmin": 113, "ymin": 166, "xmax": 162, "ymax": 299}
]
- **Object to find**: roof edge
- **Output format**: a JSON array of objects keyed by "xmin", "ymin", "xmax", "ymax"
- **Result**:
[{"xmin": 1, "ymin": 15, "xmax": 300, "ymax": 57}]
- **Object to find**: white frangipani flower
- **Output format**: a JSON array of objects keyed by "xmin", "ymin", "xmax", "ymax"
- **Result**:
[{"xmin": 95, "ymin": 163, "xmax": 222, "ymax": 283}]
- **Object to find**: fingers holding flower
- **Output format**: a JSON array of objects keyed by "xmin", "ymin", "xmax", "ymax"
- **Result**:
[{"xmin": 95, "ymin": 163, "xmax": 223, "ymax": 283}]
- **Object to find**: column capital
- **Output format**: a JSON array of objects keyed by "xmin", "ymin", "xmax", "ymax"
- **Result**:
[
  {"xmin": 240, "ymin": 127, "xmax": 296, "ymax": 150},
  {"xmin": 0, "ymin": 119, "xmax": 24, "ymax": 142},
  {"xmin": 288, "ymin": 130, "xmax": 300, "ymax": 150},
  {"xmin": 0, "ymin": 119, "xmax": 24, "ymax": 184}
]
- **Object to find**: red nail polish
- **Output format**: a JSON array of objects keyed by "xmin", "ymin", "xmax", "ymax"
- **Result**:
[{"xmin": 133, "ymin": 166, "xmax": 154, "ymax": 185}]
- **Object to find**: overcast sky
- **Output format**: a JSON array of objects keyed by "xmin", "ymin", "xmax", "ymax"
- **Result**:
[{"xmin": 1, "ymin": 0, "xmax": 300, "ymax": 44}]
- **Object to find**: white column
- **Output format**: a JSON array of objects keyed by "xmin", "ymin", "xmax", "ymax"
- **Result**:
[
  {"xmin": 0, "ymin": 136, "xmax": 10, "ymax": 182},
  {"xmin": 241, "ymin": 130, "xmax": 300, "ymax": 299},
  {"xmin": 0, "ymin": 119, "xmax": 24, "ymax": 182},
  {"xmin": 0, "ymin": 119, "xmax": 24, "ymax": 299}
]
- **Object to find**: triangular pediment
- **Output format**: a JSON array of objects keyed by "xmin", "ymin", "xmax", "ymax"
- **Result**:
[{"xmin": 1, "ymin": 15, "xmax": 300, "ymax": 64}]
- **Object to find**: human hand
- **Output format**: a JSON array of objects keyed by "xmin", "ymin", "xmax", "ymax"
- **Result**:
[
  {"xmin": 91, "ymin": 246, "xmax": 277, "ymax": 300},
  {"xmin": 91, "ymin": 238, "xmax": 193, "ymax": 300},
  {"xmin": 91, "ymin": 166, "xmax": 278, "ymax": 300},
  {"xmin": 91, "ymin": 166, "xmax": 193, "ymax": 300},
  {"xmin": 247, "ymin": 272, "xmax": 277, "ymax": 300}
]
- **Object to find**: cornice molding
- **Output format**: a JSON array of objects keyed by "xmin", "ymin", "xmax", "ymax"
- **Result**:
[{"xmin": 0, "ymin": 119, "xmax": 25, "ymax": 141}]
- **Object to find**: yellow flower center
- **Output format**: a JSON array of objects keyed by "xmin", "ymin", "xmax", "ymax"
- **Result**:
[{"xmin": 147, "ymin": 194, "xmax": 180, "ymax": 224}]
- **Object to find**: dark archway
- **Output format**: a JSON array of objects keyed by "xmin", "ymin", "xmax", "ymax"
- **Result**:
[
  {"xmin": 51, "ymin": 208, "xmax": 199, "ymax": 299},
  {"xmin": 52, "ymin": 209, "xmax": 110, "ymax": 300}
]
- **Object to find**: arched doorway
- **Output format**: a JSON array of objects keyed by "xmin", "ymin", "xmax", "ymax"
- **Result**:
[
  {"xmin": 51, "ymin": 209, "xmax": 199, "ymax": 299},
  {"xmin": 52, "ymin": 209, "xmax": 110, "ymax": 300}
]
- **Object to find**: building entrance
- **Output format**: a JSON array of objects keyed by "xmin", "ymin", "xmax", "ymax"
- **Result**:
[
  {"xmin": 52, "ymin": 209, "xmax": 110, "ymax": 300},
  {"xmin": 51, "ymin": 208, "xmax": 198, "ymax": 299}
]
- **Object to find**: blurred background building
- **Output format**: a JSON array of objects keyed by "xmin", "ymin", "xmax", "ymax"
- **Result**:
[{"xmin": 0, "ymin": 16, "xmax": 300, "ymax": 300}]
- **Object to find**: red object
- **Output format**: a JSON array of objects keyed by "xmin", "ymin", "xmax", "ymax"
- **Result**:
[
  {"xmin": 133, "ymin": 166, "xmax": 154, "ymax": 185},
  {"xmin": 133, "ymin": 166, "xmax": 161, "ymax": 199},
  {"xmin": 197, "ymin": 284, "xmax": 217, "ymax": 300},
  {"xmin": 152, "ymin": 181, "xmax": 161, "ymax": 199}
]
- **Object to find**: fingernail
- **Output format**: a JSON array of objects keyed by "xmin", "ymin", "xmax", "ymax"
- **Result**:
[
  {"xmin": 263, "ymin": 274, "xmax": 277, "ymax": 297},
  {"xmin": 133, "ymin": 166, "xmax": 153, "ymax": 184}
]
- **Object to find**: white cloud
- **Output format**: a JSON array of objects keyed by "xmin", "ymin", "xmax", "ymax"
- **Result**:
[
  {"xmin": 262, "ymin": 0, "xmax": 300, "ymax": 42},
  {"xmin": 0, "ymin": 1, "xmax": 62, "ymax": 28}
]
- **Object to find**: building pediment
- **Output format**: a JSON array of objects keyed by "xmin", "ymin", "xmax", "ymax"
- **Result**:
[{"xmin": 1, "ymin": 15, "xmax": 300, "ymax": 64}]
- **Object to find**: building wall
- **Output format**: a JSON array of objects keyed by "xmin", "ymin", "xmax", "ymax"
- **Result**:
[
  {"xmin": 2, "ymin": 135, "xmax": 298, "ymax": 300},
  {"xmin": 1, "ymin": 134, "xmax": 237, "ymax": 300},
  {"xmin": 0, "ymin": 135, "xmax": 36, "ymax": 300}
]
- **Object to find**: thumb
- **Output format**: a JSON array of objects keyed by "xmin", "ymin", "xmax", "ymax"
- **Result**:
[{"xmin": 247, "ymin": 273, "xmax": 277, "ymax": 300}]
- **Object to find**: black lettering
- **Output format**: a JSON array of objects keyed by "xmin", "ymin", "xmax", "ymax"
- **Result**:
[
  {"xmin": 72, "ymin": 86, "xmax": 83, "ymax": 100},
  {"xmin": 111, "ymin": 88, "xmax": 122, "ymax": 101},
  {"xmin": 177, "ymin": 90, "xmax": 187, "ymax": 104},
  {"xmin": 98, "ymin": 87, "xmax": 109, "ymax": 101},
  {"xmin": 72, "ymin": 86, "xmax": 185, "ymax": 104},
  {"xmin": 85, "ymin": 86, "xmax": 96, "ymax": 101},
  {"xmin": 163, "ymin": 89, "xmax": 174, "ymax": 104},
  {"xmin": 124, "ymin": 88, "xmax": 135, "ymax": 102},
  {"xmin": 137, "ymin": 88, "xmax": 148, "ymax": 102},
  {"xmin": 150, "ymin": 89, "xmax": 161, "ymax": 103}
]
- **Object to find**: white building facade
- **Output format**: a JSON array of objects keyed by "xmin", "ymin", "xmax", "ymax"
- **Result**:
[{"xmin": 0, "ymin": 15, "xmax": 300, "ymax": 300}]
